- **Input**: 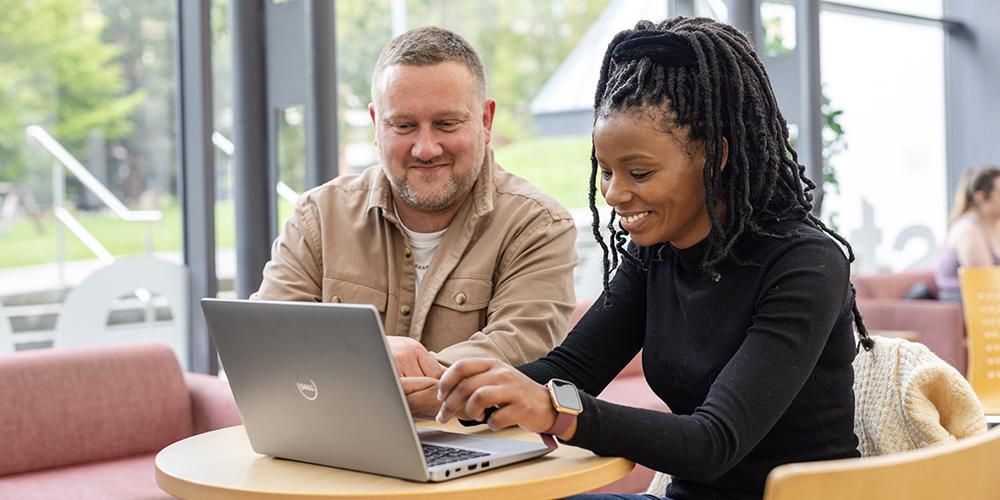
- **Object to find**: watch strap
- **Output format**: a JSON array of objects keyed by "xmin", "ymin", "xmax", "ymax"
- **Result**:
[
  {"xmin": 544, "ymin": 410, "xmax": 576, "ymax": 436},
  {"xmin": 540, "ymin": 412, "xmax": 576, "ymax": 449}
]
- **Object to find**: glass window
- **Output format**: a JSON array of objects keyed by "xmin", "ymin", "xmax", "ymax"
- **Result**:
[
  {"xmin": 0, "ymin": 0, "xmax": 181, "ymax": 350},
  {"xmin": 761, "ymin": 1, "xmax": 797, "ymax": 56},
  {"xmin": 830, "ymin": 0, "xmax": 942, "ymax": 18},
  {"xmin": 819, "ymin": 12, "xmax": 946, "ymax": 273},
  {"xmin": 276, "ymin": 106, "xmax": 305, "ymax": 226},
  {"xmin": 211, "ymin": 0, "xmax": 235, "ymax": 298}
]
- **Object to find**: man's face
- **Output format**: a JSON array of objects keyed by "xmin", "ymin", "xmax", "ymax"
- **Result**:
[{"xmin": 370, "ymin": 61, "xmax": 495, "ymax": 213}]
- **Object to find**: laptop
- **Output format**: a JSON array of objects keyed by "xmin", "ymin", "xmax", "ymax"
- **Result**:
[{"xmin": 201, "ymin": 298, "xmax": 553, "ymax": 482}]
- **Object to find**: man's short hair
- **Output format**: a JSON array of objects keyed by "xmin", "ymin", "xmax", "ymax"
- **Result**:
[{"xmin": 371, "ymin": 26, "xmax": 487, "ymax": 101}]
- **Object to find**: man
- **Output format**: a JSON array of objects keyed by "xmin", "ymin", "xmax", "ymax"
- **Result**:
[{"xmin": 252, "ymin": 27, "xmax": 578, "ymax": 417}]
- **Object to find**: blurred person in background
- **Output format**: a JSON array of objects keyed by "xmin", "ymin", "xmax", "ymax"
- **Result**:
[{"xmin": 934, "ymin": 165, "xmax": 1000, "ymax": 302}]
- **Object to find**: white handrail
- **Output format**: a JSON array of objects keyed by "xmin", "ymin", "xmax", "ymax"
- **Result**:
[
  {"xmin": 211, "ymin": 131, "xmax": 301, "ymax": 204},
  {"xmin": 211, "ymin": 131, "xmax": 234, "ymax": 156},
  {"xmin": 26, "ymin": 125, "xmax": 162, "ymax": 223},
  {"xmin": 54, "ymin": 207, "xmax": 113, "ymax": 263},
  {"xmin": 276, "ymin": 181, "xmax": 300, "ymax": 204},
  {"xmin": 26, "ymin": 125, "xmax": 163, "ymax": 287}
]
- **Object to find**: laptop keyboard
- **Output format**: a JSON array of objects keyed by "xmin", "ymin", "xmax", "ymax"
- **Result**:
[{"xmin": 422, "ymin": 443, "xmax": 490, "ymax": 467}]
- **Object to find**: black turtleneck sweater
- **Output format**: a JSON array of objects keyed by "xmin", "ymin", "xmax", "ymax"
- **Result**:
[{"xmin": 519, "ymin": 220, "xmax": 860, "ymax": 500}]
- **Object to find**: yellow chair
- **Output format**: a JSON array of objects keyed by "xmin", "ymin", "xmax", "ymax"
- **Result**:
[
  {"xmin": 958, "ymin": 266, "xmax": 1000, "ymax": 415},
  {"xmin": 762, "ymin": 426, "xmax": 1000, "ymax": 500}
]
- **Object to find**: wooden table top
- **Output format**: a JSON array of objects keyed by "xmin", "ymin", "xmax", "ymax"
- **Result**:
[{"xmin": 155, "ymin": 421, "xmax": 634, "ymax": 500}]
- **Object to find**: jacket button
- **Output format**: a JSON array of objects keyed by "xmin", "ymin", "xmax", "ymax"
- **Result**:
[
  {"xmin": 403, "ymin": 248, "xmax": 412, "ymax": 258},
  {"xmin": 330, "ymin": 295, "xmax": 342, "ymax": 303},
  {"xmin": 400, "ymin": 304, "xmax": 412, "ymax": 316},
  {"xmin": 454, "ymin": 292, "xmax": 467, "ymax": 305}
]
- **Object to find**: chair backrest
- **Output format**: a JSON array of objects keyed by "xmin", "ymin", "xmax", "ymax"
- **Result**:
[
  {"xmin": 763, "ymin": 426, "xmax": 1000, "ymax": 500},
  {"xmin": 53, "ymin": 256, "xmax": 190, "ymax": 369},
  {"xmin": 958, "ymin": 266, "xmax": 1000, "ymax": 414}
]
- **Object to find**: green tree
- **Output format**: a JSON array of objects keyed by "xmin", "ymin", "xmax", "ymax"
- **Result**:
[
  {"xmin": 0, "ymin": 0, "xmax": 143, "ymax": 188},
  {"xmin": 96, "ymin": 0, "xmax": 175, "ymax": 203},
  {"xmin": 334, "ymin": 0, "xmax": 607, "ymax": 144}
]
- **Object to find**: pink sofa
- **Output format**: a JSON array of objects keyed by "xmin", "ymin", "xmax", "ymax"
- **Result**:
[
  {"xmin": 0, "ymin": 342, "xmax": 241, "ymax": 499},
  {"xmin": 852, "ymin": 269, "xmax": 966, "ymax": 373},
  {"xmin": 568, "ymin": 298, "xmax": 668, "ymax": 494}
]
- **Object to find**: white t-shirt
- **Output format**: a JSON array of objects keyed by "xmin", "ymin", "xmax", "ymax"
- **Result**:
[{"xmin": 395, "ymin": 208, "xmax": 446, "ymax": 293}]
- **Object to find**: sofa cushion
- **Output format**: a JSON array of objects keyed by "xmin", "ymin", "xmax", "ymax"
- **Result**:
[
  {"xmin": 0, "ymin": 453, "xmax": 169, "ymax": 500},
  {"xmin": 854, "ymin": 269, "xmax": 939, "ymax": 299},
  {"xmin": 184, "ymin": 372, "xmax": 242, "ymax": 435},
  {"xmin": 856, "ymin": 298, "xmax": 967, "ymax": 372},
  {"xmin": 0, "ymin": 342, "xmax": 193, "ymax": 476}
]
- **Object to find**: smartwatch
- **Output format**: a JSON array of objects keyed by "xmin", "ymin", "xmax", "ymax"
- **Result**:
[{"xmin": 544, "ymin": 378, "xmax": 583, "ymax": 437}]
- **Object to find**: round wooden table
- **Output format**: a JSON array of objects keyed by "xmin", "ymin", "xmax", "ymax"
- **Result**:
[{"xmin": 155, "ymin": 422, "xmax": 634, "ymax": 499}]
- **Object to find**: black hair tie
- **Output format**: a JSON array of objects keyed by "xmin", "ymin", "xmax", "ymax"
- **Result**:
[{"xmin": 611, "ymin": 31, "xmax": 698, "ymax": 68}]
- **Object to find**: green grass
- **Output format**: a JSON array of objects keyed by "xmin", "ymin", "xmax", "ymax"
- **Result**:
[
  {"xmin": 494, "ymin": 135, "xmax": 594, "ymax": 210},
  {"xmin": 0, "ymin": 136, "xmax": 591, "ymax": 269},
  {"xmin": 0, "ymin": 198, "xmax": 297, "ymax": 269}
]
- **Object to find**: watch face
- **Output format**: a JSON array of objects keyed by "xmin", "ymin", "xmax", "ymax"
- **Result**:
[{"xmin": 551, "ymin": 379, "xmax": 584, "ymax": 413}]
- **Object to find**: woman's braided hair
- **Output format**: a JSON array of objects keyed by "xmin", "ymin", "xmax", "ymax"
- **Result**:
[{"xmin": 588, "ymin": 17, "xmax": 872, "ymax": 350}]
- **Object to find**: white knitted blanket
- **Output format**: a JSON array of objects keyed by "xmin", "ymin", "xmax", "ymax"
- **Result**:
[{"xmin": 853, "ymin": 335, "xmax": 986, "ymax": 455}]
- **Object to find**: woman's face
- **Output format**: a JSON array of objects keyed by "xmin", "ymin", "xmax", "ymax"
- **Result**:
[
  {"xmin": 593, "ymin": 112, "xmax": 712, "ymax": 249},
  {"xmin": 975, "ymin": 177, "xmax": 1000, "ymax": 217}
]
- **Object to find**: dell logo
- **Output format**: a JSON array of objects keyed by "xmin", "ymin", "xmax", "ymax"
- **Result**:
[{"xmin": 296, "ymin": 375, "xmax": 318, "ymax": 401}]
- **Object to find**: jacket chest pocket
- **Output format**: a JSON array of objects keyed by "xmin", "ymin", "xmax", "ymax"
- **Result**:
[
  {"xmin": 422, "ymin": 278, "xmax": 492, "ymax": 352},
  {"xmin": 322, "ymin": 278, "xmax": 388, "ymax": 312}
]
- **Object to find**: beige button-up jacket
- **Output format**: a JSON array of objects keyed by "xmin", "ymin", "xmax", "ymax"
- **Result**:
[{"xmin": 253, "ymin": 150, "xmax": 578, "ymax": 366}]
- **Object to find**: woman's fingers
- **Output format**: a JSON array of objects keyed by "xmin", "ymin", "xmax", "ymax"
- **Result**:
[
  {"xmin": 437, "ymin": 358, "xmax": 502, "ymax": 401},
  {"xmin": 436, "ymin": 363, "xmax": 556, "ymax": 434},
  {"xmin": 436, "ymin": 368, "xmax": 501, "ymax": 422}
]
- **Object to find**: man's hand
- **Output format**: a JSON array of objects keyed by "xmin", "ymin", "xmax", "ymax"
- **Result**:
[
  {"xmin": 387, "ymin": 336, "xmax": 446, "ymax": 378},
  {"xmin": 401, "ymin": 376, "xmax": 442, "ymax": 420}
]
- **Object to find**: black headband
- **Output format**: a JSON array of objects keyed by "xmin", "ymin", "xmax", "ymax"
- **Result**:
[{"xmin": 611, "ymin": 31, "xmax": 698, "ymax": 68}]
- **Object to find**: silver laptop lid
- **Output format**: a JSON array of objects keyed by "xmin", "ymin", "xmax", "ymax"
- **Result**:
[{"xmin": 201, "ymin": 298, "xmax": 430, "ymax": 481}]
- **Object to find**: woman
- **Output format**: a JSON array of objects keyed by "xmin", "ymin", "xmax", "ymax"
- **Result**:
[
  {"xmin": 435, "ymin": 17, "xmax": 871, "ymax": 500},
  {"xmin": 934, "ymin": 165, "xmax": 1000, "ymax": 302}
]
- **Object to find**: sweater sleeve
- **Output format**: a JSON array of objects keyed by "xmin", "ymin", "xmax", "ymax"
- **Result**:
[
  {"xmin": 555, "ymin": 239, "xmax": 852, "ymax": 483},
  {"xmin": 519, "ymin": 249, "xmax": 648, "ymax": 397}
]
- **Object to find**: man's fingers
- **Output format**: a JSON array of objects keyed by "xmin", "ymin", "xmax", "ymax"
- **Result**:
[
  {"xmin": 405, "ymin": 383, "xmax": 443, "ymax": 420},
  {"xmin": 394, "ymin": 354, "xmax": 423, "ymax": 378},
  {"xmin": 401, "ymin": 376, "xmax": 439, "ymax": 395},
  {"xmin": 418, "ymin": 356, "xmax": 446, "ymax": 379}
]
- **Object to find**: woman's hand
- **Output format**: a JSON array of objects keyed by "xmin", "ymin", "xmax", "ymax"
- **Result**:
[{"xmin": 436, "ymin": 358, "xmax": 558, "ymax": 434}]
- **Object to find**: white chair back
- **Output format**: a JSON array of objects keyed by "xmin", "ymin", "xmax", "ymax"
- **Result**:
[{"xmin": 53, "ymin": 256, "xmax": 189, "ymax": 369}]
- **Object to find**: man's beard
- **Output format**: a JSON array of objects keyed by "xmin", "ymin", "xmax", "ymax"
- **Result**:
[{"xmin": 391, "ymin": 153, "xmax": 483, "ymax": 212}]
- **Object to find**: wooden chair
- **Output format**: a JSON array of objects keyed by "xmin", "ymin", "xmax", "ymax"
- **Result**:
[
  {"xmin": 958, "ymin": 267, "xmax": 1000, "ymax": 415},
  {"xmin": 763, "ymin": 426, "xmax": 1000, "ymax": 500}
]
